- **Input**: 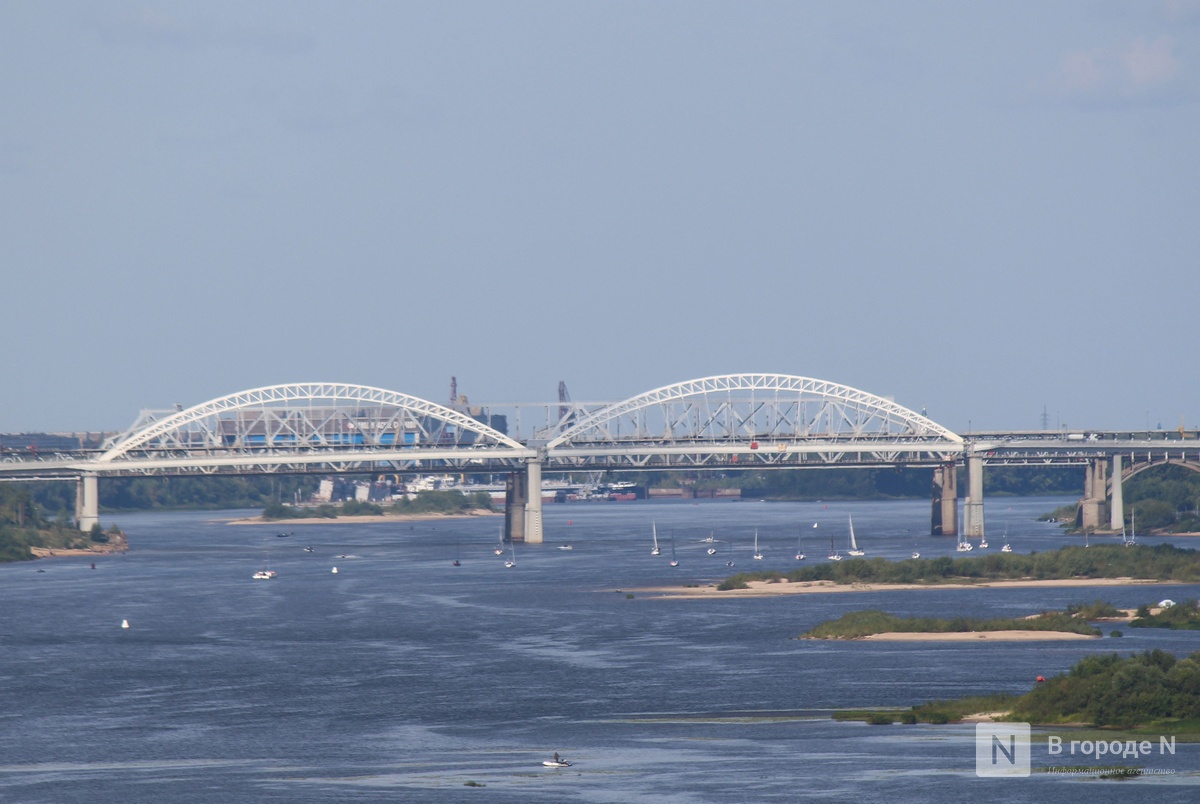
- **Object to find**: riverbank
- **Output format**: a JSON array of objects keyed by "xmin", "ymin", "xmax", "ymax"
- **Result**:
[
  {"xmin": 638, "ymin": 577, "xmax": 1181, "ymax": 599},
  {"xmin": 857, "ymin": 630, "xmax": 1099, "ymax": 642},
  {"xmin": 226, "ymin": 509, "xmax": 499, "ymax": 526}
]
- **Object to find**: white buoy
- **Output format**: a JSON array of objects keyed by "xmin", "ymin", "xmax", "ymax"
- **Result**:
[
  {"xmin": 120, "ymin": 619, "xmax": 129, "ymax": 629},
  {"xmin": 331, "ymin": 567, "xmax": 338, "ymax": 574}
]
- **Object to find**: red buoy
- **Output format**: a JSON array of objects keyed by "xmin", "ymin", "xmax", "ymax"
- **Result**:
[{"xmin": 1036, "ymin": 675, "xmax": 1046, "ymax": 683}]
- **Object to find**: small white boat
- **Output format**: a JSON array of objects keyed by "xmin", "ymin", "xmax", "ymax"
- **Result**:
[
  {"xmin": 955, "ymin": 532, "xmax": 973, "ymax": 552},
  {"xmin": 827, "ymin": 535, "xmax": 841, "ymax": 561},
  {"xmin": 979, "ymin": 537, "xmax": 989, "ymax": 549},
  {"xmin": 669, "ymin": 538, "xmax": 679, "ymax": 568},
  {"xmin": 1000, "ymin": 544, "xmax": 1013, "ymax": 553},
  {"xmin": 651, "ymin": 522, "xmax": 661, "ymax": 556},
  {"xmin": 331, "ymin": 566, "xmax": 338, "ymax": 574},
  {"xmin": 543, "ymin": 757, "xmax": 571, "ymax": 768},
  {"xmin": 753, "ymin": 529, "xmax": 764, "ymax": 560},
  {"xmin": 252, "ymin": 570, "xmax": 277, "ymax": 580},
  {"xmin": 505, "ymin": 542, "xmax": 516, "ymax": 569},
  {"xmin": 847, "ymin": 515, "xmax": 865, "ymax": 557},
  {"xmin": 120, "ymin": 619, "xmax": 129, "ymax": 629},
  {"xmin": 557, "ymin": 545, "xmax": 573, "ymax": 551},
  {"xmin": 911, "ymin": 551, "xmax": 921, "ymax": 559}
]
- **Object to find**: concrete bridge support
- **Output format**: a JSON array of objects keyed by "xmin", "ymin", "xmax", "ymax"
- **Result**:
[
  {"xmin": 931, "ymin": 463, "xmax": 957, "ymax": 536},
  {"xmin": 504, "ymin": 471, "xmax": 527, "ymax": 542},
  {"xmin": 1078, "ymin": 458, "xmax": 1107, "ymax": 532},
  {"xmin": 524, "ymin": 458, "xmax": 544, "ymax": 544},
  {"xmin": 1109, "ymin": 454, "xmax": 1124, "ymax": 531},
  {"xmin": 963, "ymin": 455, "xmax": 985, "ymax": 539},
  {"xmin": 75, "ymin": 472, "xmax": 99, "ymax": 532}
]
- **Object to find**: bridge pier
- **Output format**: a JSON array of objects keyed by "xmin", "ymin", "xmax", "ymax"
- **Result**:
[
  {"xmin": 931, "ymin": 463, "xmax": 957, "ymax": 536},
  {"xmin": 504, "ymin": 472, "xmax": 527, "ymax": 542},
  {"xmin": 1078, "ymin": 458, "xmax": 1107, "ymax": 532},
  {"xmin": 963, "ymin": 455, "xmax": 985, "ymax": 538},
  {"xmin": 1110, "ymin": 454, "xmax": 1124, "ymax": 531},
  {"xmin": 524, "ymin": 458, "xmax": 543, "ymax": 544},
  {"xmin": 76, "ymin": 472, "xmax": 99, "ymax": 532}
]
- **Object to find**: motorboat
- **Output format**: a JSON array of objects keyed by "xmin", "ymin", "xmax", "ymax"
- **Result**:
[
  {"xmin": 252, "ymin": 570, "xmax": 276, "ymax": 580},
  {"xmin": 543, "ymin": 756, "xmax": 571, "ymax": 768},
  {"xmin": 911, "ymin": 551, "xmax": 921, "ymax": 559},
  {"xmin": 557, "ymin": 545, "xmax": 573, "ymax": 551}
]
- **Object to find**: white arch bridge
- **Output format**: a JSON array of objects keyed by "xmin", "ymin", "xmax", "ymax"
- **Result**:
[{"xmin": 4, "ymin": 374, "xmax": 1193, "ymax": 542}]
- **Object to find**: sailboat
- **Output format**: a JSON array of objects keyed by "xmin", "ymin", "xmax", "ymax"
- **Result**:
[
  {"xmin": 726, "ymin": 540, "xmax": 735, "ymax": 568},
  {"xmin": 705, "ymin": 531, "xmax": 718, "ymax": 555},
  {"xmin": 795, "ymin": 526, "xmax": 806, "ymax": 561},
  {"xmin": 979, "ymin": 530, "xmax": 989, "ymax": 549},
  {"xmin": 253, "ymin": 546, "xmax": 277, "ymax": 579},
  {"xmin": 1000, "ymin": 524, "xmax": 1012, "ymax": 553},
  {"xmin": 452, "ymin": 543, "xmax": 461, "ymax": 567},
  {"xmin": 494, "ymin": 525, "xmax": 505, "ymax": 556},
  {"xmin": 753, "ymin": 529, "xmax": 764, "ymax": 560},
  {"xmin": 847, "ymin": 516, "xmax": 865, "ymax": 557},
  {"xmin": 651, "ymin": 522, "xmax": 661, "ymax": 556},
  {"xmin": 956, "ymin": 531, "xmax": 973, "ymax": 552},
  {"xmin": 504, "ymin": 542, "xmax": 516, "ymax": 569},
  {"xmin": 1124, "ymin": 509, "xmax": 1138, "ymax": 547},
  {"xmin": 827, "ymin": 534, "xmax": 842, "ymax": 561},
  {"xmin": 669, "ymin": 536, "xmax": 680, "ymax": 568}
]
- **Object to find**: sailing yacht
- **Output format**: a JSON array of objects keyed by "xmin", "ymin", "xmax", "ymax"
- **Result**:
[
  {"xmin": 1000, "ymin": 524, "xmax": 1012, "ymax": 553},
  {"xmin": 504, "ymin": 542, "xmax": 516, "ymax": 569},
  {"xmin": 651, "ymin": 522, "xmax": 661, "ymax": 556},
  {"xmin": 753, "ymin": 529, "xmax": 764, "ymax": 560},
  {"xmin": 1124, "ymin": 510, "xmax": 1138, "ymax": 547},
  {"xmin": 726, "ymin": 540, "xmax": 735, "ymax": 568},
  {"xmin": 669, "ymin": 537, "xmax": 680, "ymax": 568},
  {"xmin": 253, "ymin": 547, "xmax": 277, "ymax": 579},
  {"xmin": 827, "ymin": 535, "xmax": 842, "ymax": 561},
  {"xmin": 795, "ymin": 526, "xmax": 806, "ymax": 561},
  {"xmin": 494, "ymin": 525, "xmax": 505, "ymax": 556},
  {"xmin": 847, "ymin": 516, "xmax": 865, "ymax": 557},
  {"xmin": 956, "ymin": 531, "xmax": 973, "ymax": 552}
]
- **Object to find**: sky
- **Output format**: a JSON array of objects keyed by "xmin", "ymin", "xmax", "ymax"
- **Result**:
[{"xmin": 2, "ymin": 1, "xmax": 1198, "ymax": 435}]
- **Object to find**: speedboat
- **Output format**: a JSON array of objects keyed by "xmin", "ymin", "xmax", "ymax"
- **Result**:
[
  {"xmin": 303, "ymin": 546, "xmax": 314, "ymax": 553},
  {"xmin": 543, "ymin": 757, "xmax": 571, "ymax": 768},
  {"xmin": 557, "ymin": 545, "xmax": 573, "ymax": 551},
  {"xmin": 252, "ymin": 570, "xmax": 276, "ymax": 580},
  {"xmin": 911, "ymin": 551, "xmax": 921, "ymax": 559}
]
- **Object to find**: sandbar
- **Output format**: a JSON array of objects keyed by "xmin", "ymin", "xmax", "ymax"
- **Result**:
[
  {"xmin": 637, "ymin": 577, "xmax": 1182, "ymax": 600},
  {"xmin": 855, "ymin": 630, "xmax": 1099, "ymax": 642},
  {"xmin": 225, "ymin": 510, "xmax": 498, "ymax": 526}
]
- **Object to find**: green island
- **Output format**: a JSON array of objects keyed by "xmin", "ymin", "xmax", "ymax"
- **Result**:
[
  {"xmin": 800, "ymin": 608, "xmax": 1103, "ymax": 640},
  {"xmin": 0, "ymin": 486, "xmax": 126, "ymax": 562},
  {"xmin": 716, "ymin": 543, "xmax": 1200, "ymax": 590},
  {"xmin": 260, "ymin": 490, "xmax": 493, "ymax": 521},
  {"xmin": 1130, "ymin": 599, "xmax": 1200, "ymax": 630},
  {"xmin": 836, "ymin": 649, "xmax": 1200, "ymax": 733}
]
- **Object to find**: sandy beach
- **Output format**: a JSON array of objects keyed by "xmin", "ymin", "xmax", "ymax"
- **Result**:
[
  {"xmin": 637, "ymin": 577, "xmax": 1183, "ymax": 600},
  {"xmin": 226, "ymin": 510, "xmax": 499, "ymax": 526},
  {"xmin": 855, "ymin": 630, "xmax": 1100, "ymax": 642}
]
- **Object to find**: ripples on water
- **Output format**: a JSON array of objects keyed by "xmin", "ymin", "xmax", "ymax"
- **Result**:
[{"xmin": 1, "ymin": 497, "xmax": 1198, "ymax": 802}]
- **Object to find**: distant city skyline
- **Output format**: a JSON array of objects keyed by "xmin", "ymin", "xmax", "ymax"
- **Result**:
[{"xmin": 2, "ymin": 2, "xmax": 1197, "ymax": 434}]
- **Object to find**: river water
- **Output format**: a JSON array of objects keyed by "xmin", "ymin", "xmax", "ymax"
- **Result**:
[{"xmin": 2, "ymin": 496, "xmax": 1199, "ymax": 802}]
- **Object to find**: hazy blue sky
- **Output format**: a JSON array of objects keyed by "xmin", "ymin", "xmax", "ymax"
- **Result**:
[{"xmin": 2, "ymin": 1, "xmax": 1197, "ymax": 434}]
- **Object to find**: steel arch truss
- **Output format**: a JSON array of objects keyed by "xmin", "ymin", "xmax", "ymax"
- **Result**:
[
  {"xmin": 543, "ymin": 374, "xmax": 962, "ymax": 470},
  {"xmin": 96, "ymin": 383, "xmax": 533, "ymax": 476}
]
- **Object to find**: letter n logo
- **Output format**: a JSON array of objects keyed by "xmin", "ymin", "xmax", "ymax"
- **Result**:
[{"xmin": 975, "ymin": 723, "xmax": 1031, "ymax": 777}]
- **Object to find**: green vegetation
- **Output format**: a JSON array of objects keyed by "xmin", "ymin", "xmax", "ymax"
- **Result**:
[
  {"xmin": 1124, "ymin": 466, "xmax": 1200, "ymax": 533},
  {"xmin": 261, "ymin": 490, "xmax": 492, "ymax": 521},
  {"xmin": 1064, "ymin": 599, "xmax": 1123, "ymax": 619},
  {"xmin": 716, "ymin": 544, "xmax": 1200, "ymax": 590},
  {"xmin": 1011, "ymin": 650, "xmax": 1200, "ymax": 729},
  {"xmin": 0, "ymin": 485, "xmax": 114, "ymax": 563},
  {"xmin": 801, "ymin": 609, "xmax": 1101, "ymax": 639},
  {"xmin": 838, "ymin": 650, "xmax": 1200, "ymax": 731},
  {"xmin": 1130, "ymin": 599, "xmax": 1200, "ymax": 630}
]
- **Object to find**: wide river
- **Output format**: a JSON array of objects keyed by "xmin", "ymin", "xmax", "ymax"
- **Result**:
[{"xmin": 2, "ymin": 496, "xmax": 1199, "ymax": 802}]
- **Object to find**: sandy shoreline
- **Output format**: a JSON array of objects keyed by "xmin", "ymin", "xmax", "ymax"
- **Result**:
[
  {"xmin": 636, "ymin": 577, "xmax": 1183, "ymax": 599},
  {"xmin": 225, "ymin": 510, "xmax": 499, "ymax": 526},
  {"xmin": 31, "ymin": 545, "xmax": 127, "ymax": 559},
  {"xmin": 855, "ymin": 630, "xmax": 1100, "ymax": 642}
]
